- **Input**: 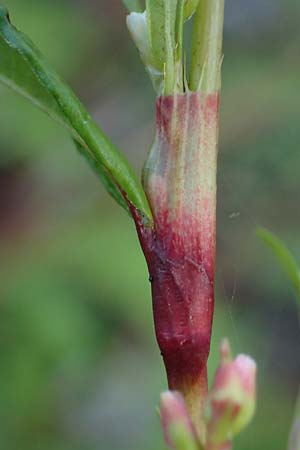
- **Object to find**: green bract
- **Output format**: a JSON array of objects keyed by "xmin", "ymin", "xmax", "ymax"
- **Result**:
[
  {"xmin": 184, "ymin": 0, "xmax": 199, "ymax": 20},
  {"xmin": 146, "ymin": 0, "xmax": 177, "ymax": 71},
  {"xmin": 0, "ymin": 6, "xmax": 152, "ymax": 222},
  {"xmin": 126, "ymin": 0, "xmax": 224, "ymax": 95}
]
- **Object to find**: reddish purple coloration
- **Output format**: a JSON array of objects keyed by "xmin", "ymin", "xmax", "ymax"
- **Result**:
[
  {"xmin": 125, "ymin": 91, "xmax": 220, "ymax": 433},
  {"xmin": 143, "ymin": 92, "xmax": 219, "ymax": 388},
  {"xmin": 143, "ymin": 225, "xmax": 214, "ymax": 390}
]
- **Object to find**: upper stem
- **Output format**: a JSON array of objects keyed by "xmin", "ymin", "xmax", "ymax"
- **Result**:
[{"xmin": 189, "ymin": 0, "xmax": 224, "ymax": 92}]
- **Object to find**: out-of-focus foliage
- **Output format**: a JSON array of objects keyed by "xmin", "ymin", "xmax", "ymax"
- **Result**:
[
  {"xmin": 123, "ymin": 0, "xmax": 143, "ymax": 13},
  {"xmin": 257, "ymin": 227, "xmax": 300, "ymax": 306},
  {"xmin": 0, "ymin": 1, "xmax": 299, "ymax": 450},
  {"xmin": 257, "ymin": 229, "xmax": 300, "ymax": 450}
]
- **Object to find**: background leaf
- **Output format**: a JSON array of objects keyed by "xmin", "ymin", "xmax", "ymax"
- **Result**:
[
  {"xmin": 257, "ymin": 227, "xmax": 300, "ymax": 303},
  {"xmin": 0, "ymin": 6, "xmax": 152, "ymax": 220},
  {"xmin": 73, "ymin": 140, "xmax": 129, "ymax": 211},
  {"xmin": 123, "ymin": 0, "xmax": 143, "ymax": 13}
]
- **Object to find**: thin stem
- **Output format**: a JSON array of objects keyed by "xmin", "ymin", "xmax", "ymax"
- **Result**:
[{"xmin": 189, "ymin": 0, "xmax": 224, "ymax": 92}]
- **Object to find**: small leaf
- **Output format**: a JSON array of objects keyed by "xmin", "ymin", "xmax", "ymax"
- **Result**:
[
  {"xmin": 0, "ymin": 6, "xmax": 152, "ymax": 222},
  {"xmin": 123, "ymin": 0, "xmax": 143, "ymax": 13},
  {"xmin": 257, "ymin": 227, "xmax": 300, "ymax": 301}
]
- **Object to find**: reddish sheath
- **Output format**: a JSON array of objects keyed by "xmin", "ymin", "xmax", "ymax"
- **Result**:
[{"xmin": 130, "ymin": 91, "xmax": 220, "ymax": 436}]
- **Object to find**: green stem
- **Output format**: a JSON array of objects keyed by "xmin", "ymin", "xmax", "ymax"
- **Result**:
[{"xmin": 189, "ymin": 0, "xmax": 224, "ymax": 92}]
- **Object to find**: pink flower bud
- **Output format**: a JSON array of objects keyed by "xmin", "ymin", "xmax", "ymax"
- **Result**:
[
  {"xmin": 160, "ymin": 390, "xmax": 199, "ymax": 450},
  {"xmin": 205, "ymin": 339, "xmax": 256, "ymax": 450}
]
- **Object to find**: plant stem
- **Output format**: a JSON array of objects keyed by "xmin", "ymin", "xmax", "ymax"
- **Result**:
[
  {"xmin": 138, "ymin": 90, "xmax": 220, "ymax": 442},
  {"xmin": 127, "ymin": 2, "xmax": 224, "ymax": 444},
  {"xmin": 189, "ymin": 0, "xmax": 224, "ymax": 92}
]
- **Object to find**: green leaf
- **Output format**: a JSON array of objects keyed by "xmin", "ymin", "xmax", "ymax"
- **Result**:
[
  {"xmin": 0, "ymin": 6, "xmax": 152, "ymax": 222},
  {"xmin": 257, "ymin": 227, "xmax": 300, "ymax": 302},
  {"xmin": 123, "ymin": 0, "xmax": 143, "ymax": 13}
]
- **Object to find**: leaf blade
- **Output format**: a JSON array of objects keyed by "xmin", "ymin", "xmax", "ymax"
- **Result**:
[{"xmin": 0, "ymin": 6, "xmax": 152, "ymax": 221}]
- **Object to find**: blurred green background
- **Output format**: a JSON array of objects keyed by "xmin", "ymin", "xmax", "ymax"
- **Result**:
[{"xmin": 0, "ymin": 1, "xmax": 299, "ymax": 449}]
